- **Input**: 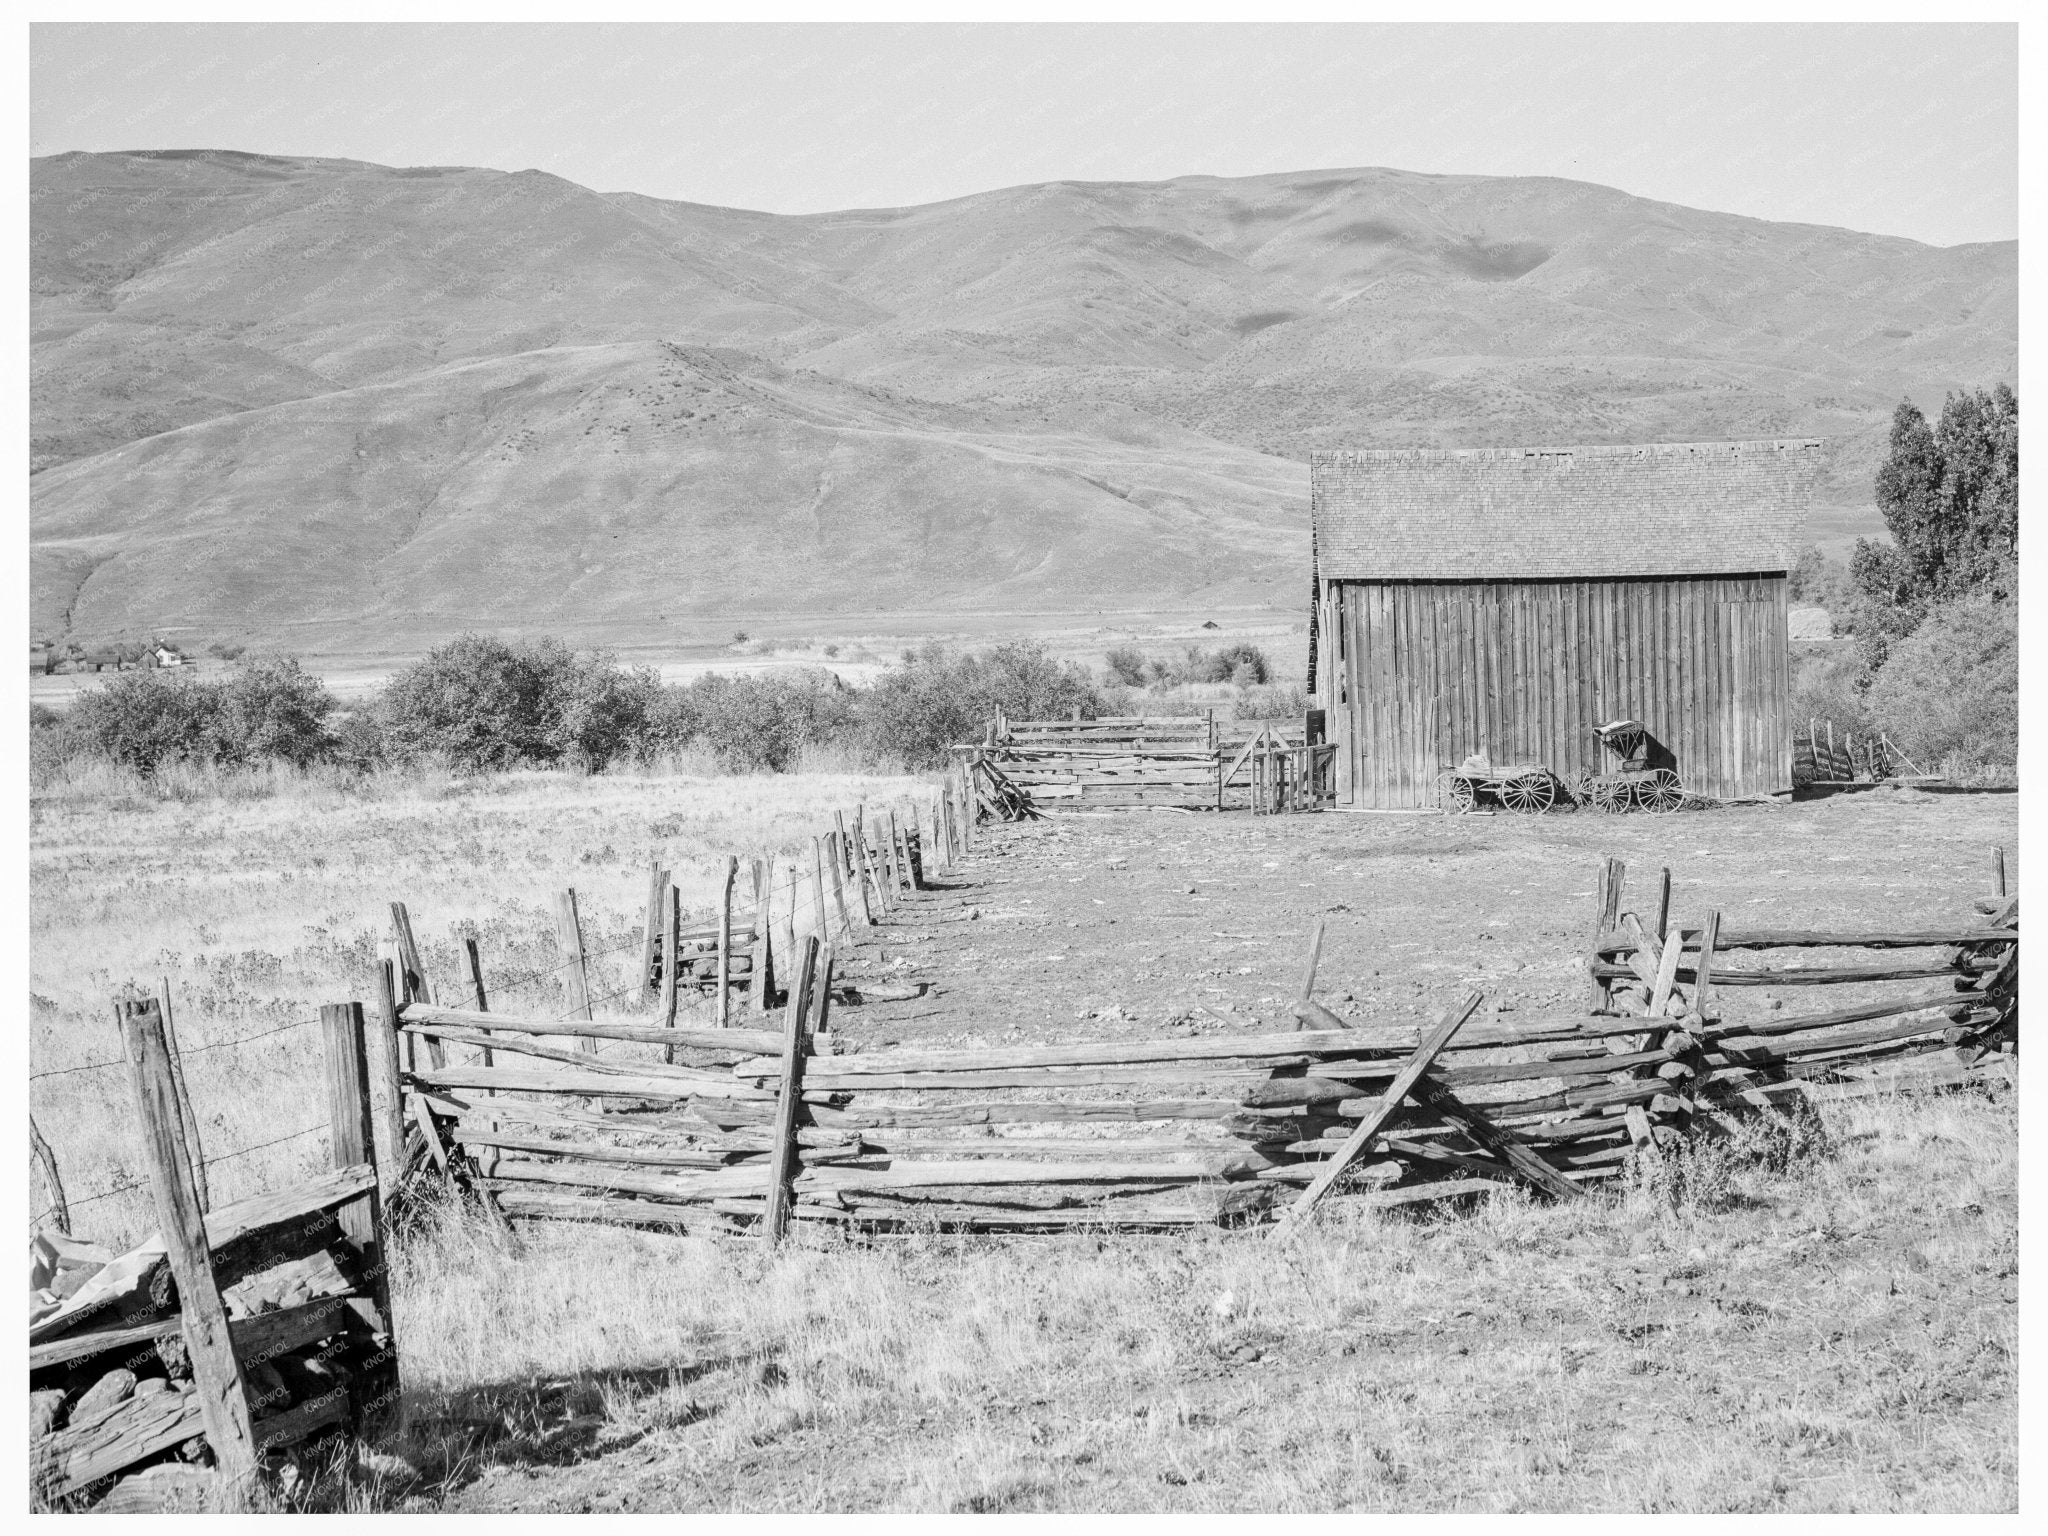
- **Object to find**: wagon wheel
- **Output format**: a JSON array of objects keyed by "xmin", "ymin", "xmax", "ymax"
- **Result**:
[
  {"xmin": 1434, "ymin": 772, "xmax": 1476, "ymax": 814},
  {"xmin": 1590, "ymin": 778, "xmax": 1630, "ymax": 814},
  {"xmin": 1562, "ymin": 768, "xmax": 1596, "ymax": 807},
  {"xmin": 1498, "ymin": 773, "xmax": 1556, "ymax": 814},
  {"xmin": 1638, "ymin": 770, "xmax": 1687, "ymax": 813}
]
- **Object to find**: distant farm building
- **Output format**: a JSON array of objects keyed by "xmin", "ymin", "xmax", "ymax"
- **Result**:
[{"xmin": 1308, "ymin": 440, "xmax": 1827, "ymax": 808}]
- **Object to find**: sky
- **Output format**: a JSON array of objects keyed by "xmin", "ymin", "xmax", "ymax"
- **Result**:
[{"xmin": 29, "ymin": 23, "xmax": 2018, "ymax": 247}]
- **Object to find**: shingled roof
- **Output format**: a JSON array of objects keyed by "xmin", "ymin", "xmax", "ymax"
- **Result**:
[{"xmin": 1311, "ymin": 440, "xmax": 1826, "ymax": 581}]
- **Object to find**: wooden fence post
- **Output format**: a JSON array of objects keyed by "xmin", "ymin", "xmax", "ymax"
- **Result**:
[
  {"xmin": 389, "ymin": 903, "xmax": 444, "ymax": 1070},
  {"xmin": 850, "ymin": 812, "xmax": 881, "ymax": 922},
  {"xmin": 639, "ymin": 863, "xmax": 671, "ymax": 1003},
  {"xmin": 1992, "ymin": 845, "xmax": 2008, "ymax": 898},
  {"xmin": 152, "ymin": 979, "xmax": 208, "ymax": 1213},
  {"xmin": 369, "ymin": 962, "xmax": 410, "ymax": 1206},
  {"xmin": 662, "ymin": 885, "xmax": 682, "ymax": 1056},
  {"xmin": 321, "ymin": 1001, "xmax": 399, "ymax": 1430},
  {"xmin": 461, "ymin": 937, "xmax": 494, "ymax": 1068},
  {"xmin": 118, "ymin": 996, "xmax": 258, "ymax": 1507},
  {"xmin": 750, "ymin": 860, "xmax": 775, "ymax": 1014},
  {"xmin": 1589, "ymin": 857, "xmax": 1626, "ymax": 1010},
  {"xmin": 553, "ymin": 889, "xmax": 596, "ymax": 1053},
  {"xmin": 1295, "ymin": 918, "xmax": 1327, "ymax": 1030},
  {"xmin": 762, "ymin": 936, "xmax": 819, "ymax": 1246},
  {"xmin": 810, "ymin": 837, "xmax": 832, "ymax": 945},
  {"xmin": 825, "ymin": 833, "xmax": 854, "ymax": 939},
  {"xmin": 1654, "ymin": 867, "xmax": 1672, "ymax": 942},
  {"xmin": 30, "ymin": 1116, "xmax": 67, "ymax": 1233},
  {"xmin": 715, "ymin": 855, "xmax": 737, "ymax": 1030}
]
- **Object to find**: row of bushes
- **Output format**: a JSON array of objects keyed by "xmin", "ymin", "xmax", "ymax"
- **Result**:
[
  {"xmin": 32, "ymin": 636, "xmax": 1113, "ymax": 782},
  {"xmin": 1104, "ymin": 643, "xmax": 1271, "ymax": 688}
]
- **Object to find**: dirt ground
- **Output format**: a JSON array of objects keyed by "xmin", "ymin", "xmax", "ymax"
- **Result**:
[
  {"xmin": 382, "ymin": 783, "xmax": 2016, "ymax": 1514},
  {"xmin": 827, "ymin": 783, "xmax": 2018, "ymax": 1052}
]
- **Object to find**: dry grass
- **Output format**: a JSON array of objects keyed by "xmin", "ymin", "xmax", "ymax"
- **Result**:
[
  {"xmin": 29, "ymin": 763, "xmax": 928, "ymax": 1245},
  {"xmin": 31, "ymin": 767, "xmax": 2018, "ymax": 1512},
  {"xmin": 274, "ymin": 1085, "xmax": 2015, "ymax": 1513}
]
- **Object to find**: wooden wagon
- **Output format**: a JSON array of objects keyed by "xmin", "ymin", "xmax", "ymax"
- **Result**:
[
  {"xmin": 1433, "ymin": 756, "xmax": 1560, "ymax": 813},
  {"xmin": 1568, "ymin": 719, "xmax": 1689, "ymax": 813}
]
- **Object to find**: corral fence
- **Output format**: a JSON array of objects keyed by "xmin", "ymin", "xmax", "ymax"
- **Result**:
[
  {"xmin": 969, "ymin": 708, "xmax": 1332, "ymax": 814},
  {"xmin": 397, "ymin": 838, "xmax": 2020, "ymax": 1240}
]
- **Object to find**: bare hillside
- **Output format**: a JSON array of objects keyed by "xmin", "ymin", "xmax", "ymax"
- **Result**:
[{"xmin": 30, "ymin": 152, "xmax": 2016, "ymax": 647}]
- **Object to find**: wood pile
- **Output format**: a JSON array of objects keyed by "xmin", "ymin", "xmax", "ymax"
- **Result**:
[{"xmin": 29, "ymin": 1001, "xmax": 396, "ymax": 1511}]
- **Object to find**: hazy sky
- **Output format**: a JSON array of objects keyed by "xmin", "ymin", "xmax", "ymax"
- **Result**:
[{"xmin": 30, "ymin": 23, "xmax": 2017, "ymax": 247}]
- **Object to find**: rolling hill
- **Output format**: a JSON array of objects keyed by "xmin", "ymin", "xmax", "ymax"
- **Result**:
[{"xmin": 30, "ymin": 150, "xmax": 2017, "ymax": 650}]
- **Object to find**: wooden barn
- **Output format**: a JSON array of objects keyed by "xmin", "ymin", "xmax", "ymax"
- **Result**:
[{"xmin": 1308, "ymin": 439, "xmax": 1827, "ymax": 809}]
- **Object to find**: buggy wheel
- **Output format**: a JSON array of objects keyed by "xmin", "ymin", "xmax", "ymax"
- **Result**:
[
  {"xmin": 1591, "ymin": 779, "xmax": 1629, "ymax": 814},
  {"xmin": 1498, "ymin": 773, "xmax": 1556, "ymax": 813},
  {"xmin": 1435, "ymin": 772, "xmax": 1476, "ymax": 814},
  {"xmin": 1639, "ymin": 770, "xmax": 1686, "ymax": 813},
  {"xmin": 1563, "ymin": 768, "xmax": 1595, "ymax": 807}
]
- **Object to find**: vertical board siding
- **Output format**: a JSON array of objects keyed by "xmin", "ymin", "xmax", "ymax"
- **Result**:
[{"xmin": 1336, "ymin": 575, "xmax": 1791, "ymax": 808}]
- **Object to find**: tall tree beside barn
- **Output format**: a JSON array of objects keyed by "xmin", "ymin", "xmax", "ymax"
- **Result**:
[{"xmin": 1856, "ymin": 385, "xmax": 2018, "ymax": 619}]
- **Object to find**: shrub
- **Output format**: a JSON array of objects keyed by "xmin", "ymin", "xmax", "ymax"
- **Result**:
[
  {"xmin": 376, "ymin": 635, "xmax": 657, "ymax": 773},
  {"xmin": 1864, "ymin": 596, "xmax": 2016, "ymax": 771},
  {"xmin": 212, "ymin": 654, "xmax": 335, "ymax": 767},
  {"xmin": 857, "ymin": 641, "xmax": 1106, "ymax": 768},
  {"xmin": 685, "ymin": 668, "xmax": 854, "ymax": 772},
  {"xmin": 1212, "ymin": 643, "xmax": 1270, "ymax": 686},
  {"xmin": 65, "ymin": 668, "xmax": 225, "ymax": 773},
  {"xmin": 1104, "ymin": 646, "xmax": 1148, "ymax": 687}
]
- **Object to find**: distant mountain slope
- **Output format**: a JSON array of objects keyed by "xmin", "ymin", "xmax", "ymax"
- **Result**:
[
  {"xmin": 31, "ymin": 342, "xmax": 1307, "ymax": 647},
  {"xmin": 30, "ymin": 151, "xmax": 2016, "ymax": 647}
]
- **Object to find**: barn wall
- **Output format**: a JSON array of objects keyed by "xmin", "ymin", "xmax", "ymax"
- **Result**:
[{"xmin": 1330, "ymin": 574, "xmax": 1789, "ymax": 807}]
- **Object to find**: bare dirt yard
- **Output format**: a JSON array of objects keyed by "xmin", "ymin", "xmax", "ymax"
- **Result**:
[
  {"xmin": 374, "ymin": 785, "xmax": 2017, "ymax": 1514},
  {"xmin": 31, "ymin": 775, "xmax": 2017, "ymax": 1512}
]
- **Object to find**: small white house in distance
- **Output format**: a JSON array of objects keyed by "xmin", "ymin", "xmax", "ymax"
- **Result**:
[{"xmin": 151, "ymin": 645, "xmax": 186, "ymax": 668}]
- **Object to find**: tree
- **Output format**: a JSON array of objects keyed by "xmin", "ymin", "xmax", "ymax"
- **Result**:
[{"xmin": 1860, "ymin": 385, "xmax": 2018, "ymax": 610}]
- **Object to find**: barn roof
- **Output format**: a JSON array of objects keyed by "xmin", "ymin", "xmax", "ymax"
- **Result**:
[{"xmin": 1311, "ymin": 439, "xmax": 1826, "ymax": 581}]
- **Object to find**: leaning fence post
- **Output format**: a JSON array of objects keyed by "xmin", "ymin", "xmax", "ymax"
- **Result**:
[
  {"xmin": 321, "ymin": 1001, "xmax": 400, "ymax": 1431},
  {"xmin": 155, "ymin": 978, "xmax": 208, "ymax": 1212},
  {"xmin": 390, "ymin": 903, "xmax": 444, "ymax": 1070},
  {"xmin": 762, "ymin": 936, "xmax": 819, "ymax": 1246},
  {"xmin": 810, "ymin": 837, "xmax": 832, "ymax": 945},
  {"xmin": 1992, "ymin": 845, "xmax": 2008, "ymax": 898},
  {"xmin": 369, "ymin": 962, "xmax": 410, "ymax": 1206},
  {"xmin": 825, "ymin": 832, "xmax": 854, "ymax": 939},
  {"xmin": 1295, "ymin": 918, "xmax": 1327, "ymax": 1030},
  {"xmin": 553, "ymin": 888, "xmax": 597, "ymax": 1053},
  {"xmin": 29, "ymin": 1117, "xmax": 67, "ymax": 1234},
  {"xmin": 849, "ymin": 812, "xmax": 881, "ymax": 922},
  {"xmin": 119, "ymin": 996, "xmax": 258, "ymax": 1507}
]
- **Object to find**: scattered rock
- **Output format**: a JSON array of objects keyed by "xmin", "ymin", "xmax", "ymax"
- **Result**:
[
  {"xmin": 31, "ymin": 1388, "xmax": 66, "ymax": 1438},
  {"xmin": 72, "ymin": 1367, "xmax": 137, "ymax": 1421}
]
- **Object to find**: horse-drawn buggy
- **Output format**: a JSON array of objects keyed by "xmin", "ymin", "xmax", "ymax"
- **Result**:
[{"xmin": 1434, "ymin": 719, "xmax": 1691, "ymax": 814}]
